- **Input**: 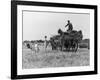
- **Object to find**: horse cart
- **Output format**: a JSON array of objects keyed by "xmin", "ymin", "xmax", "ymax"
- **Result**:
[{"xmin": 50, "ymin": 29, "xmax": 83, "ymax": 52}]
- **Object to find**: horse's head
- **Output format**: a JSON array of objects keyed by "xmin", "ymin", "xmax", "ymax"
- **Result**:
[
  {"xmin": 58, "ymin": 28, "xmax": 63, "ymax": 35},
  {"xmin": 79, "ymin": 30, "xmax": 82, "ymax": 34}
]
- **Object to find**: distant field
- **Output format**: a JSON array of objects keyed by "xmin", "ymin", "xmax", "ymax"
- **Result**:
[{"xmin": 22, "ymin": 45, "xmax": 90, "ymax": 69}]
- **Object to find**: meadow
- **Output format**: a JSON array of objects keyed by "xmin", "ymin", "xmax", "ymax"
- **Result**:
[{"xmin": 22, "ymin": 44, "xmax": 89, "ymax": 69}]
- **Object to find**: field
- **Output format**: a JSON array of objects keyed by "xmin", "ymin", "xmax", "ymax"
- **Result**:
[{"xmin": 22, "ymin": 44, "xmax": 90, "ymax": 69}]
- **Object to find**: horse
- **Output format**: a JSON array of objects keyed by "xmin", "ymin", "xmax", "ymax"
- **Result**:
[
  {"xmin": 58, "ymin": 28, "xmax": 83, "ymax": 52},
  {"xmin": 50, "ymin": 35, "xmax": 62, "ymax": 50}
]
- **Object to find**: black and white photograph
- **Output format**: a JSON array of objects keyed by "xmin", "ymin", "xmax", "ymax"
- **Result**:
[
  {"xmin": 11, "ymin": 1, "xmax": 97, "ymax": 79},
  {"xmin": 22, "ymin": 11, "xmax": 90, "ymax": 69}
]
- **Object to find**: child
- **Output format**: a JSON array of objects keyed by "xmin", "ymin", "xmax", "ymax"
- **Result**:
[{"xmin": 34, "ymin": 41, "xmax": 39, "ymax": 53}]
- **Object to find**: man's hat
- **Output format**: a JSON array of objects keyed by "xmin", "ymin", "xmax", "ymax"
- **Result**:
[{"xmin": 67, "ymin": 20, "xmax": 70, "ymax": 22}]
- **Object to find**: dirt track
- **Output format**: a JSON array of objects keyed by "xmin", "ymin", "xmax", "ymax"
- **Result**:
[{"xmin": 22, "ymin": 45, "xmax": 89, "ymax": 69}]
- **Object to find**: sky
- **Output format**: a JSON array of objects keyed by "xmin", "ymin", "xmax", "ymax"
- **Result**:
[{"xmin": 23, "ymin": 11, "xmax": 90, "ymax": 41}]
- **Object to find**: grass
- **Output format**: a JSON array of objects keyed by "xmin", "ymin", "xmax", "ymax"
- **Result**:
[{"xmin": 22, "ymin": 45, "xmax": 90, "ymax": 69}]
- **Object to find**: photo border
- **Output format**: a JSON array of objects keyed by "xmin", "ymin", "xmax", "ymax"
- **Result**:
[{"xmin": 11, "ymin": 1, "xmax": 97, "ymax": 79}]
